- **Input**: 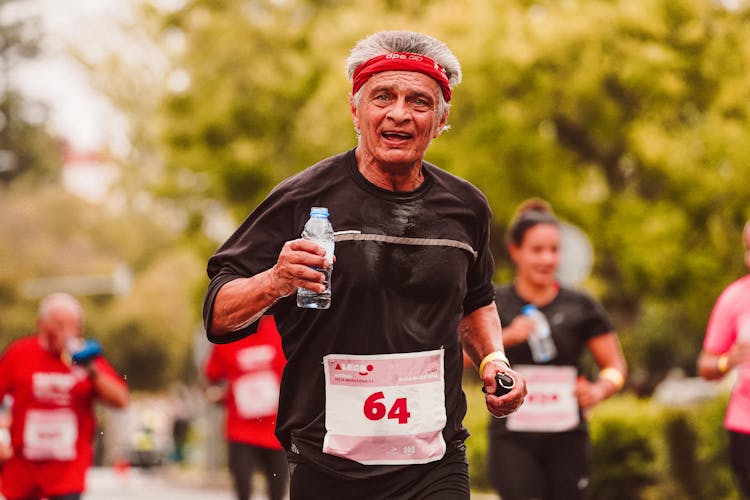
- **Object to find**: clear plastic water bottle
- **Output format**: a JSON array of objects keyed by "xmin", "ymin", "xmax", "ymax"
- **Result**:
[
  {"xmin": 521, "ymin": 304, "xmax": 557, "ymax": 363},
  {"xmin": 297, "ymin": 207, "xmax": 334, "ymax": 309}
]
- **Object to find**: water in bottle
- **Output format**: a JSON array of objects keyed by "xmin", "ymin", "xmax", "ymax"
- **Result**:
[
  {"xmin": 521, "ymin": 304, "xmax": 557, "ymax": 363},
  {"xmin": 297, "ymin": 207, "xmax": 334, "ymax": 309}
]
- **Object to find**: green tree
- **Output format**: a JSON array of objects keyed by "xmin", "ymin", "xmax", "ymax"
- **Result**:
[
  {"xmin": 0, "ymin": 0, "xmax": 63, "ymax": 183},
  {"xmin": 155, "ymin": 0, "xmax": 355, "ymax": 223},
  {"xmin": 0, "ymin": 184, "xmax": 202, "ymax": 391},
  {"xmin": 131, "ymin": 0, "xmax": 750, "ymax": 389},
  {"xmin": 430, "ymin": 0, "xmax": 750, "ymax": 387}
]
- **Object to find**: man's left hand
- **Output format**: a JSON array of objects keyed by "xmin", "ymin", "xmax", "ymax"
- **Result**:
[{"xmin": 482, "ymin": 363, "xmax": 527, "ymax": 418}]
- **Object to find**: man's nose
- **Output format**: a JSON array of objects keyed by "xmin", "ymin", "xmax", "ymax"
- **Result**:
[
  {"xmin": 58, "ymin": 325, "xmax": 80, "ymax": 340},
  {"xmin": 386, "ymin": 98, "xmax": 412, "ymax": 122}
]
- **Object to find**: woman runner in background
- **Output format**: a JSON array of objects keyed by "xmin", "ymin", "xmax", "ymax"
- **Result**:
[{"xmin": 487, "ymin": 199, "xmax": 627, "ymax": 500}]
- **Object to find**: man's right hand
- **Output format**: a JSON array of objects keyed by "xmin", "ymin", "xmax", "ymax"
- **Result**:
[
  {"xmin": 268, "ymin": 238, "xmax": 333, "ymax": 297},
  {"xmin": 210, "ymin": 238, "xmax": 334, "ymax": 335}
]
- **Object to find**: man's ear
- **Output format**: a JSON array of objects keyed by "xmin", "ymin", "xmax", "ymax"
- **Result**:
[
  {"xmin": 350, "ymin": 94, "xmax": 359, "ymax": 129},
  {"xmin": 433, "ymin": 110, "xmax": 449, "ymax": 138}
]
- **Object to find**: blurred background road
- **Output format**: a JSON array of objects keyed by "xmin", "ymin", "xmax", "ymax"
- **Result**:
[
  {"xmin": 82, "ymin": 465, "xmax": 501, "ymax": 500},
  {"xmin": 85, "ymin": 466, "xmax": 235, "ymax": 500}
]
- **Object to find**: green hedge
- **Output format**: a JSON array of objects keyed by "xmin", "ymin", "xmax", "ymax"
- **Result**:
[{"xmin": 463, "ymin": 378, "xmax": 739, "ymax": 499}]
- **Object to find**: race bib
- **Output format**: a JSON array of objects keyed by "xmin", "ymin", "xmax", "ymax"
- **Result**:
[
  {"xmin": 738, "ymin": 312, "xmax": 750, "ymax": 343},
  {"xmin": 233, "ymin": 371, "xmax": 280, "ymax": 419},
  {"xmin": 23, "ymin": 408, "xmax": 78, "ymax": 460},
  {"xmin": 507, "ymin": 365, "xmax": 580, "ymax": 432},
  {"xmin": 322, "ymin": 350, "xmax": 446, "ymax": 465}
]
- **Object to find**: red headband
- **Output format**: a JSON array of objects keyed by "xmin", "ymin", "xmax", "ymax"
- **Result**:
[{"xmin": 352, "ymin": 52, "xmax": 452, "ymax": 102}]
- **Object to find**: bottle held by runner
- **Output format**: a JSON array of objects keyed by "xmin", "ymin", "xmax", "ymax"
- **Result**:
[
  {"xmin": 65, "ymin": 338, "xmax": 103, "ymax": 366},
  {"xmin": 522, "ymin": 304, "xmax": 557, "ymax": 363},
  {"xmin": 297, "ymin": 207, "xmax": 334, "ymax": 309}
]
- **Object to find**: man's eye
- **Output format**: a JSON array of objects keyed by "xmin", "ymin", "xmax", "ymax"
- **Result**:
[{"xmin": 412, "ymin": 98, "xmax": 433, "ymax": 110}]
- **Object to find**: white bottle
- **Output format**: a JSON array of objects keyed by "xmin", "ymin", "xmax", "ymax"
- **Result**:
[
  {"xmin": 297, "ymin": 207, "xmax": 334, "ymax": 309},
  {"xmin": 521, "ymin": 304, "xmax": 557, "ymax": 363}
]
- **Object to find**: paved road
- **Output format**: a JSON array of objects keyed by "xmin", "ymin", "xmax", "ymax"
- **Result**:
[
  {"xmin": 84, "ymin": 466, "xmax": 237, "ymax": 500},
  {"xmin": 83, "ymin": 466, "xmax": 500, "ymax": 500}
]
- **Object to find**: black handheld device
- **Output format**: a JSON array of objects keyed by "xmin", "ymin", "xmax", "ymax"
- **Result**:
[{"xmin": 482, "ymin": 372, "xmax": 515, "ymax": 396}]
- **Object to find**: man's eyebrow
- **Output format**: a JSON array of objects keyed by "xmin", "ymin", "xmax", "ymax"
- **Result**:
[
  {"xmin": 410, "ymin": 90, "xmax": 435, "ymax": 100},
  {"xmin": 368, "ymin": 84, "xmax": 436, "ymax": 100},
  {"xmin": 367, "ymin": 83, "xmax": 396, "ymax": 94}
]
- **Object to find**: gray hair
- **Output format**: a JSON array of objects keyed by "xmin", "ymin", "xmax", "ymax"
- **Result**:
[
  {"xmin": 39, "ymin": 292, "xmax": 84, "ymax": 322},
  {"xmin": 347, "ymin": 31, "xmax": 462, "ymax": 131}
]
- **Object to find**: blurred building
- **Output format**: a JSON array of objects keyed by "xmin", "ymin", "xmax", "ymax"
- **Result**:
[{"xmin": 61, "ymin": 141, "xmax": 119, "ymax": 205}]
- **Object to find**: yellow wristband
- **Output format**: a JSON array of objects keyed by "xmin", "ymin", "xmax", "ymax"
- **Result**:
[
  {"xmin": 599, "ymin": 368, "xmax": 625, "ymax": 391},
  {"xmin": 479, "ymin": 351, "xmax": 510, "ymax": 375},
  {"xmin": 717, "ymin": 354, "xmax": 729, "ymax": 375}
]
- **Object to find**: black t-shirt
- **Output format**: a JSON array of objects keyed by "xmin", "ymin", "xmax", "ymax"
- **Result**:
[
  {"xmin": 203, "ymin": 148, "xmax": 496, "ymax": 478},
  {"xmin": 491, "ymin": 284, "xmax": 614, "ymax": 435}
]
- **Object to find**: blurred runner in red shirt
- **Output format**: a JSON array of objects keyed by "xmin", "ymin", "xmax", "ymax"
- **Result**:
[
  {"xmin": 204, "ymin": 315, "xmax": 288, "ymax": 500},
  {"xmin": 0, "ymin": 293, "xmax": 129, "ymax": 500}
]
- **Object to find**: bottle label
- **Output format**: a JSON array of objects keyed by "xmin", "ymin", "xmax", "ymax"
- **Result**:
[
  {"xmin": 506, "ymin": 365, "xmax": 580, "ymax": 432},
  {"xmin": 320, "ymin": 241, "xmax": 335, "ymax": 263}
]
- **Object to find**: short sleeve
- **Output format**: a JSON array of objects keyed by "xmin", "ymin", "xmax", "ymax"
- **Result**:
[{"xmin": 703, "ymin": 287, "xmax": 738, "ymax": 354}]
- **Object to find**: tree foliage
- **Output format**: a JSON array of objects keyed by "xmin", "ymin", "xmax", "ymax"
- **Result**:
[
  {"xmin": 0, "ymin": 0, "xmax": 63, "ymax": 183},
  {"xmin": 428, "ymin": 0, "xmax": 750, "ymax": 386},
  {"xmin": 154, "ymin": 0, "xmax": 356, "ymax": 221},
  {"xmin": 135, "ymin": 0, "xmax": 750, "ymax": 389},
  {"xmin": 0, "ymin": 185, "xmax": 203, "ymax": 391}
]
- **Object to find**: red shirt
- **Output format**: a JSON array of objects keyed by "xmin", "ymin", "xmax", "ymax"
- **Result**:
[
  {"xmin": 0, "ymin": 335, "xmax": 127, "ymax": 498},
  {"xmin": 204, "ymin": 315, "xmax": 286, "ymax": 450}
]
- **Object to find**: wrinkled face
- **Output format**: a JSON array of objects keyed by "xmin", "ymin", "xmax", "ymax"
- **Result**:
[
  {"xmin": 38, "ymin": 305, "xmax": 81, "ymax": 356},
  {"xmin": 351, "ymin": 70, "xmax": 448, "ymax": 170},
  {"xmin": 509, "ymin": 223, "xmax": 561, "ymax": 287}
]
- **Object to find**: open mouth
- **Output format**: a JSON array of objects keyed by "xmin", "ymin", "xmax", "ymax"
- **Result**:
[{"xmin": 382, "ymin": 131, "xmax": 413, "ymax": 141}]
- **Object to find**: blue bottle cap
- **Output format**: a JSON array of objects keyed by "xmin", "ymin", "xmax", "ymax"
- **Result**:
[
  {"xmin": 71, "ymin": 338, "xmax": 103, "ymax": 365},
  {"xmin": 521, "ymin": 304, "xmax": 538, "ymax": 315},
  {"xmin": 310, "ymin": 207, "xmax": 329, "ymax": 217}
]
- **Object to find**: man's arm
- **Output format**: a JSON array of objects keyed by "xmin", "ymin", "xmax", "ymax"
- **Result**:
[
  {"xmin": 209, "ymin": 239, "xmax": 332, "ymax": 336},
  {"xmin": 460, "ymin": 302, "xmax": 526, "ymax": 418},
  {"xmin": 88, "ymin": 362, "xmax": 129, "ymax": 408},
  {"xmin": 460, "ymin": 302, "xmax": 504, "ymax": 367}
]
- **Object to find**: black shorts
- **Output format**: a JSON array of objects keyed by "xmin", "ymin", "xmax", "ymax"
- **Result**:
[
  {"xmin": 729, "ymin": 430, "xmax": 750, "ymax": 499},
  {"xmin": 228, "ymin": 441, "xmax": 288, "ymax": 500},
  {"xmin": 288, "ymin": 441, "xmax": 470, "ymax": 500},
  {"xmin": 488, "ymin": 430, "xmax": 592, "ymax": 500}
]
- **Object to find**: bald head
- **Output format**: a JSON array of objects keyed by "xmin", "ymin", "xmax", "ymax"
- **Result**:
[
  {"xmin": 37, "ymin": 293, "xmax": 83, "ymax": 356},
  {"xmin": 39, "ymin": 293, "xmax": 83, "ymax": 321}
]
